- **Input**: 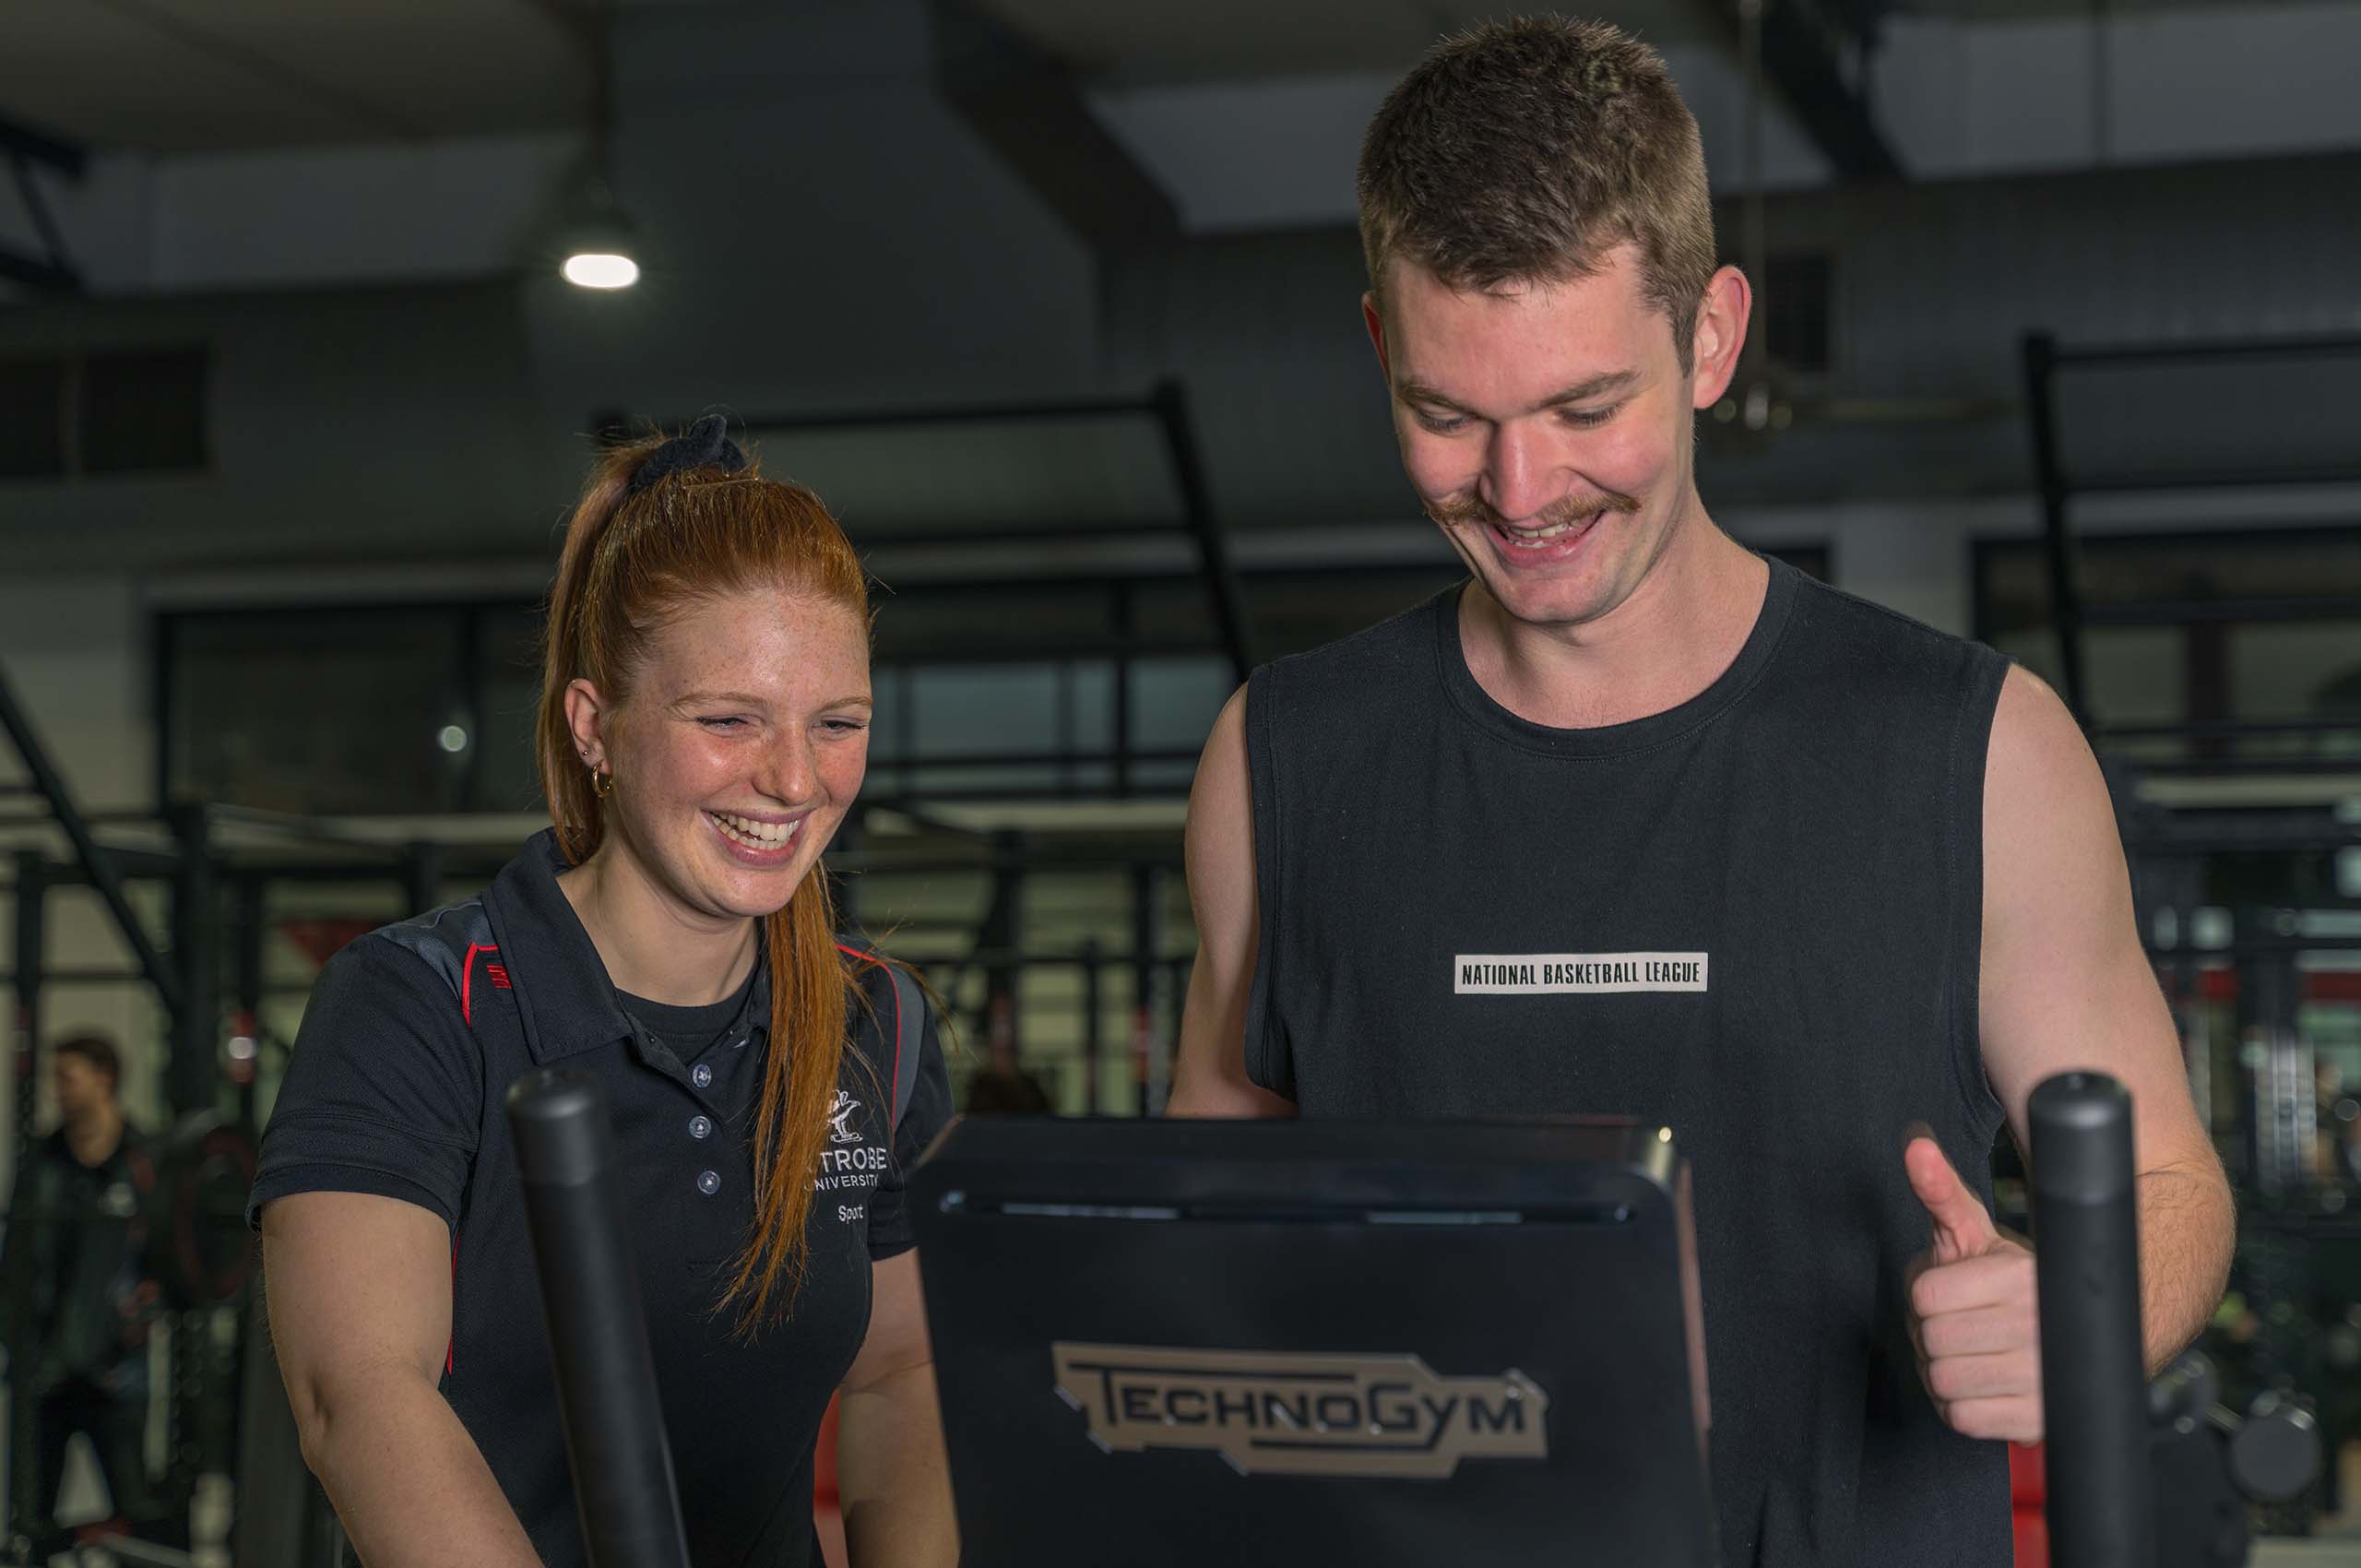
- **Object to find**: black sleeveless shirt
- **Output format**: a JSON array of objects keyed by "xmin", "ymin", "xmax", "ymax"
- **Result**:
[{"xmin": 1243, "ymin": 558, "xmax": 2013, "ymax": 1568}]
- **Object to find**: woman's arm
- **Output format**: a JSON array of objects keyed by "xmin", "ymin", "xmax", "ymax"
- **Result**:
[
  {"xmin": 835, "ymin": 1250, "xmax": 955, "ymax": 1568},
  {"xmin": 263, "ymin": 1191, "xmax": 543, "ymax": 1568}
]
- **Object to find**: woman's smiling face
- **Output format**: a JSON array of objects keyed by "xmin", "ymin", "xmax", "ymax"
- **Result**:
[{"xmin": 581, "ymin": 585, "xmax": 872, "ymax": 928}]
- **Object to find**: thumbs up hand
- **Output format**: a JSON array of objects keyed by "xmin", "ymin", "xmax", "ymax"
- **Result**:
[{"xmin": 1904, "ymin": 1134, "xmax": 2044, "ymax": 1444}]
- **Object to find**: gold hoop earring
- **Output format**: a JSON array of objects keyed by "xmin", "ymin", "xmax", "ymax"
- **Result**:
[{"xmin": 592, "ymin": 768, "xmax": 614, "ymax": 800}]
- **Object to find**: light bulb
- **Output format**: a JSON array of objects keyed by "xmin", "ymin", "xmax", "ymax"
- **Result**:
[{"xmin": 563, "ymin": 251, "xmax": 640, "ymax": 290}]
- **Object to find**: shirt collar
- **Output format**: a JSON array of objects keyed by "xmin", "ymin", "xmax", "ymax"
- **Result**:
[{"xmin": 485, "ymin": 828, "xmax": 771, "ymax": 1066}]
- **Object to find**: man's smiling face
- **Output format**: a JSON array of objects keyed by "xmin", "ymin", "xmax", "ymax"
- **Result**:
[{"xmin": 1370, "ymin": 244, "xmax": 1724, "ymax": 634}]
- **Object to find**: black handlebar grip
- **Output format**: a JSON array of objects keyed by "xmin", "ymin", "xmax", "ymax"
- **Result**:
[
  {"xmin": 2232, "ymin": 1393, "xmax": 2321, "ymax": 1503},
  {"xmin": 2029, "ymin": 1071, "xmax": 2155, "ymax": 1568},
  {"xmin": 506, "ymin": 1069, "xmax": 692, "ymax": 1568}
]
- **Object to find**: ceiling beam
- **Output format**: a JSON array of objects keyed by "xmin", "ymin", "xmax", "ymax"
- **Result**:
[
  {"xmin": 2, "ymin": 114, "xmax": 85, "ymax": 293},
  {"xmin": 0, "ymin": 113, "xmax": 87, "ymax": 178},
  {"xmin": 1700, "ymin": 0, "xmax": 1903, "ymax": 182},
  {"xmin": 83, "ymin": 0, "xmax": 427, "ymax": 140},
  {"xmin": 929, "ymin": 0, "xmax": 1180, "ymax": 257},
  {"xmin": 0, "ymin": 246, "xmax": 80, "ymax": 293},
  {"xmin": 516, "ymin": 0, "xmax": 602, "ymax": 55}
]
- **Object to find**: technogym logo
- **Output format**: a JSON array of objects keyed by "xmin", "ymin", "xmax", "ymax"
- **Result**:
[
  {"xmin": 1050, "ymin": 1343, "xmax": 1549, "ymax": 1479},
  {"xmin": 1453, "ymin": 951, "xmax": 1710, "ymax": 994}
]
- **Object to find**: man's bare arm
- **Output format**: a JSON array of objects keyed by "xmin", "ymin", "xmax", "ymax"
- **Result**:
[
  {"xmin": 1979, "ymin": 667, "xmax": 2235, "ymax": 1372},
  {"xmin": 1169, "ymin": 687, "xmax": 1295, "ymax": 1117},
  {"xmin": 264, "ymin": 1192, "xmax": 543, "ymax": 1568}
]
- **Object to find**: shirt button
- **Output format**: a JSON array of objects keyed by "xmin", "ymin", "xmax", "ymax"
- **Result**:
[
  {"xmin": 697, "ymin": 1170, "xmax": 720, "ymax": 1196},
  {"xmin": 689, "ymin": 1115, "xmax": 713, "ymax": 1140},
  {"xmin": 692, "ymin": 1063, "xmax": 713, "ymax": 1089}
]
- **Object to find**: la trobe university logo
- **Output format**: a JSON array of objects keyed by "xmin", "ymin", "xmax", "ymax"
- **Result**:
[
  {"xmin": 826, "ymin": 1089, "xmax": 863, "ymax": 1145},
  {"xmin": 813, "ymin": 1090, "xmax": 889, "ymax": 1193},
  {"xmin": 1050, "ymin": 1344, "xmax": 1550, "ymax": 1479}
]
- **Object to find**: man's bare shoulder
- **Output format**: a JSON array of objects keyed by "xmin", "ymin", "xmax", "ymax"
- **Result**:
[{"xmin": 1984, "ymin": 665, "xmax": 2111, "ymax": 842}]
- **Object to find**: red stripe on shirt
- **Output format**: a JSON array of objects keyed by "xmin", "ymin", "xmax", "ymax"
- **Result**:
[{"xmin": 459, "ymin": 944, "xmax": 497, "ymax": 1026}]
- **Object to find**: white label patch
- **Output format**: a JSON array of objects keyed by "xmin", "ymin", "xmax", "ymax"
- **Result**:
[{"xmin": 1453, "ymin": 952, "xmax": 1710, "ymax": 994}]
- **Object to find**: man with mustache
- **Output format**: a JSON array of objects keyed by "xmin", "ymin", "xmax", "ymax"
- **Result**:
[{"xmin": 1168, "ymin": 18, "xmax": 2232, "ymax": 1566}]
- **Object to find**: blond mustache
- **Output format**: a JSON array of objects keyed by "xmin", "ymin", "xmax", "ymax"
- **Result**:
[{"xmin": 1424, "ymin": 492, "xmax": 1640, "ymax": 529}]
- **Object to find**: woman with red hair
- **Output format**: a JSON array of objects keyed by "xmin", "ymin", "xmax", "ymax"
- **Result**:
[{"xmin": 252, "ymin": 418, "xmax": 955, "ymax": 1568}]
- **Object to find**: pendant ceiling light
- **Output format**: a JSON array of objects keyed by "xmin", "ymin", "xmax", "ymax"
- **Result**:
[
  {"xmin": 561, "ymin": 181, "xmax": 640, "ymax": 290},
  {"xmin": 560, "ymin": 4, "xmax": 638, "ymax": 291}
]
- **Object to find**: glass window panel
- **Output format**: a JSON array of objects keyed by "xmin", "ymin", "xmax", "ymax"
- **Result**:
[
  {"xmin": 2051, "ymin": 354, "xmax": 2361, "ymax": 488},
  {"xmin": 2086, "ymin": 628, "xmax": 2190, "ymax": 729},
  {"xmin": 747, "ymin": 414, "xmax": 1179, "ymax": 534},
  {"xmin": 1133, "ymin": 579, "xmax": 1240, "ymax": 647},
  {"xmin": 1026, "ymin": 873, "xmax": 1132, "ymax": 944},
  {"xmin": 1062, "ymin": 761, "xmax": 1114, "ymax": 792},
  {"xmin": 1763, "ymin": 253, "xmax": 1833, "ymax": 375},
  {"xmin": 1231, "ymin": 569, "xmax": 1460, "ymax": 660},
  {"xmin": 2235, "ymin": 624, "xmax": 2361, "ymax": 722},
  {"xmin": 1981, "ymin": 530, "xmax": 2361, "ymax": 632},
  {"xmin": 1128, "ymin": 657, "xmax": 1231, "ymax": 754},
  {"xmin": 1994, "ymin": 626, "xmax": 2187, "ymax": 728},
  {"xmin": 1068, "ymin": 663, "xmax": 1113, "ymax": 754},
  {"xmin": 473, "ymin": 603, "xmax": 547, "ymax": 813},
  {"xmin": 1127, "ymin": 758, "xmax": 1199, "ymax": 791},
  {"xmin": 872, "ymin": 583, "xmax": 1120, "ymax": 661},
  {"xmin": 909, "ymin": 664, "xmax": 1061, "ymax": 757},
  {"xmin": 908, "ymin": 765, "xmax": 1064, "ymax": 794},
  {"xmin": 1976, "ymin": 528, "xmax": 2361, "ymax": 765},
  {"xmin": 169, "ymin": 609, "xmax": 465, "ymax": 814},
  {"xmin": 859, "ymin": 667, "xmax": 894, "ymax": 764},
  {"xmin": 867, "ymin": 667, "xmax": 910, "ymax": 763}
]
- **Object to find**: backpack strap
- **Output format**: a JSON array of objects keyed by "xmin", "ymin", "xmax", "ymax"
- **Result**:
[
  {"xmin": 839, "ymin": 941, "xmax": 925, "ymax": 1134},
  {"xmin": 884, "ymin": 961, "xmax": 925, "ymax": 1134}
]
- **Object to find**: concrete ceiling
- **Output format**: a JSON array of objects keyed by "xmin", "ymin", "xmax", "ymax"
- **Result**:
[
  {"xmin": 1892, "ymin": 0, "xmax": 2319, "ymax": 16},
  {"xmin": 3, "ymin": 0, "xmax": 2308, "ymax": 163},
  {"xmin": 972, "ymin": 0, "xmax": 2355, "ymax": 83},
  {"xmin": 970, "ymin": 0, "xmax": 1726, "ymax": 85},
  {"xmin": 1, "ymin": 0, "xmax": 2315, "ymax": 160},
  {"xmin": 0, "ymin": 0, "xmax": 594, "ymax": 152}
]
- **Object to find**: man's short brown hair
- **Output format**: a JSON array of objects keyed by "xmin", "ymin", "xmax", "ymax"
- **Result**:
[
  {"xmin": 53, "ymin": 1031, "xmax": 122, "ymax": 1091},
  {"xmin": 1357, "ymin": 16, "xmax": 1718, "ymax": 372}
]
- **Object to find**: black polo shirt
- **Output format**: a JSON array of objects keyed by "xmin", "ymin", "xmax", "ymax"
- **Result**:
[{"xmin": 249, "ymin": 830, "xmax": 952, "ymax": 1568}]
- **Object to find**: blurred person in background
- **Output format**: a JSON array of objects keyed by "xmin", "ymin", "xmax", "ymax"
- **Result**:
[
  {"xmin": 1, "ymin": 1032, "xmax": 161, "ymax": 1555},
  {"xmin": 961, "ymin": 1066, "xmax": 1051, "ymax": 1115}
]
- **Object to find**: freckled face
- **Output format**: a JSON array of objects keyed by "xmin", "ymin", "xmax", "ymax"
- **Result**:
[
  {"xmin": 596, "ymin": 587, "xmax": 871, "ymax": 927},
  {"xmin": 1375, "ymin": 245, "xmax": 1706, "ymax": 632}
]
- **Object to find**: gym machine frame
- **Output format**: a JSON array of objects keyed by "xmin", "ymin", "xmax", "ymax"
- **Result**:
[{"xmin": 494, "ymin": 1067, "xmax": 2242, "ymax": 1568}]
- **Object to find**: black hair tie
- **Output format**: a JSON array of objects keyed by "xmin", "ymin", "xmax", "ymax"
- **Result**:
[{"xmin": 626, "ymin": 414, "xmax": 748, "ymax": 496}]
